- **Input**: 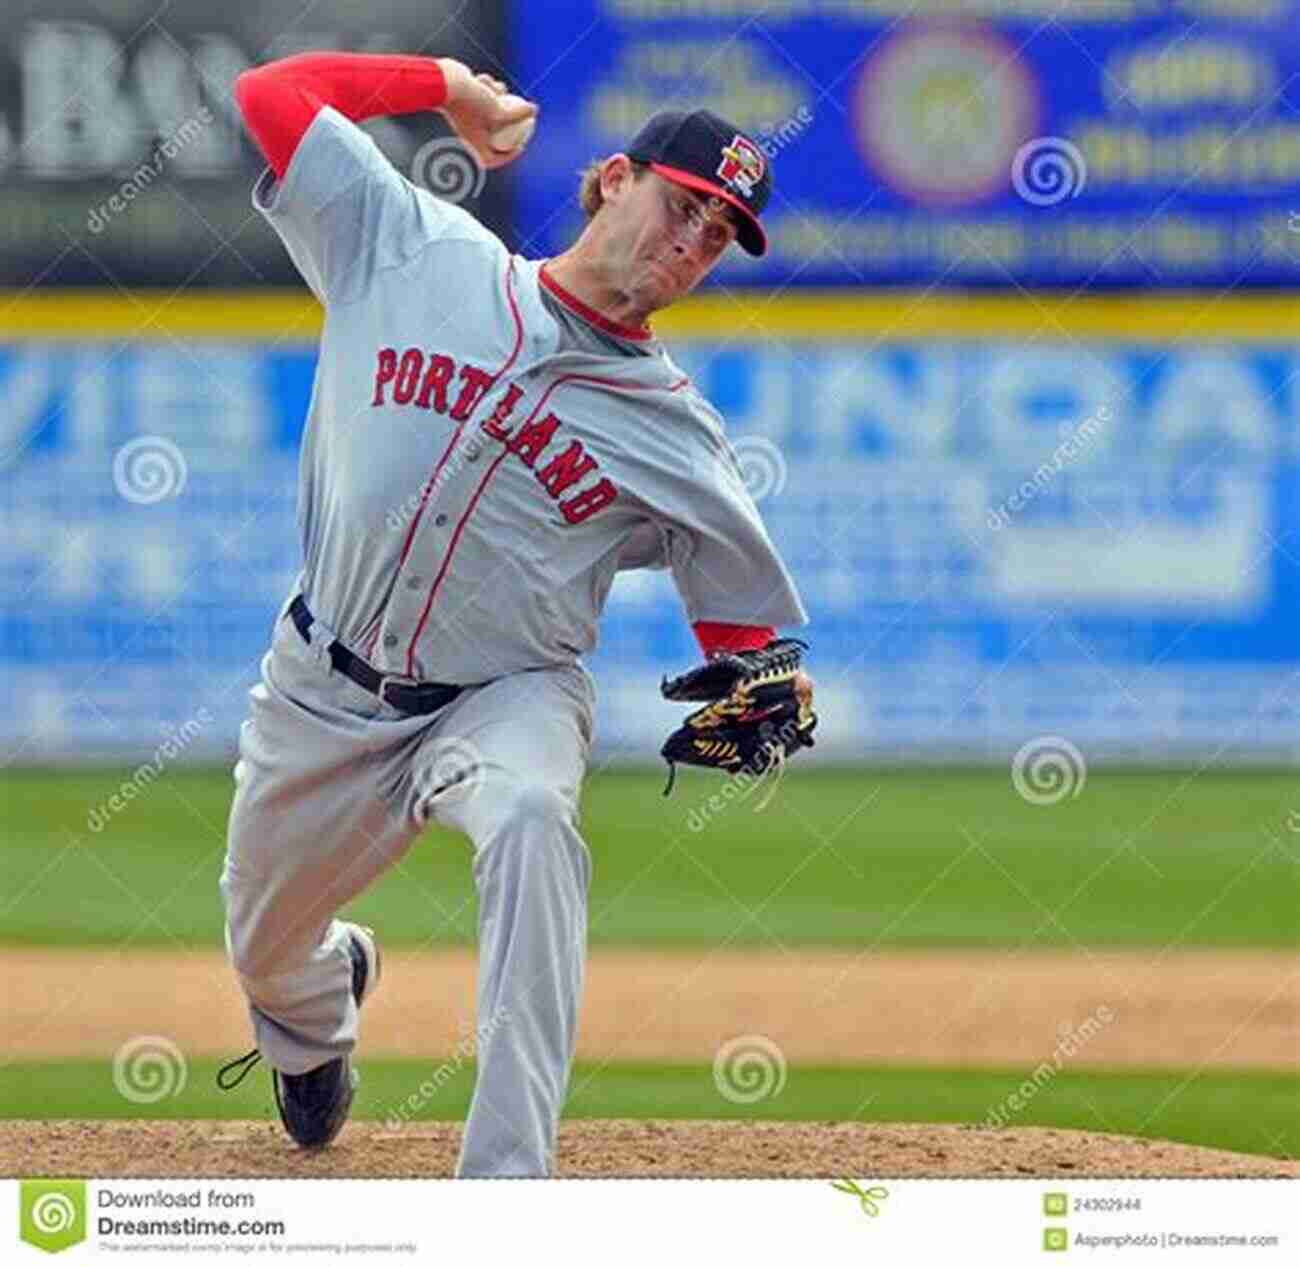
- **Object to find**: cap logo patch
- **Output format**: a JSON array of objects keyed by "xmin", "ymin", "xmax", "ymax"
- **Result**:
[{"xmin": 716, "ymin": 135, "xmax": 765, "ymax": 200}]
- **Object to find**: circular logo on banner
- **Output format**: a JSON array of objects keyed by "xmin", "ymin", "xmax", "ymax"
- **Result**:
[{"xmin": 855, "ymin": 24, "xmax": 1039, "ymax": 206}]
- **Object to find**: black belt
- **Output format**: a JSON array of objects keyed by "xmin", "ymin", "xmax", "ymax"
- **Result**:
[{"xmin": 288, "ymin": 595, "xmax": 462, "ymax": 716}]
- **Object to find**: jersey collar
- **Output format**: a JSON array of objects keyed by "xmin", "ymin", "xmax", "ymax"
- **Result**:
[{"xmin": 539, "ymin": 262, "xmax": 655, "ymax": 343}]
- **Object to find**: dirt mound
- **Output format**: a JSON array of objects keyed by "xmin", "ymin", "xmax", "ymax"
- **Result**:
[{"xmin": 6, "ymin": 1120, "xmax": 1295, "ymax": 1179}]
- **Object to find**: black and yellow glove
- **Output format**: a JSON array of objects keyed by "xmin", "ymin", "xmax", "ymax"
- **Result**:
[{"xmin": 659, "ymin": 638, "xmax": 817, "ymax": 797}]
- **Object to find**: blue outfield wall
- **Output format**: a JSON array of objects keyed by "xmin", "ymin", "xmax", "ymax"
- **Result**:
[
  {"xmin": 513, "ymin": 4, "xmax": 1300, "ymax": 290},
  {"xmin": 1, "ymin": 335, "xmax": 1298, "ymax": 765}
]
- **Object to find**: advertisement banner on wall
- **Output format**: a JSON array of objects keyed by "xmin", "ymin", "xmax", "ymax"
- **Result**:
[
  {"xmin": 511, "ymin": 1, "xmax": 1300, "ymax": 289},
  {"xmin": 0, "ymin": 0, "xmax": 506, "ymax": 288},
  {"xmin": 2, "ymin": 334, "xmax": 1297, "ymax": 764}
]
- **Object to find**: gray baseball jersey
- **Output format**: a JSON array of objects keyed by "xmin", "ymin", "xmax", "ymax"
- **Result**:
[{"xmin": 253, "ymin": 105, "xmax": 806, "ymax": 686}]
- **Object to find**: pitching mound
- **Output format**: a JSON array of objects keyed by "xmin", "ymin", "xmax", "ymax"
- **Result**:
[{"xmin": 6, "ymin": 1121, "xmax": 1296, "ymax": 1179}]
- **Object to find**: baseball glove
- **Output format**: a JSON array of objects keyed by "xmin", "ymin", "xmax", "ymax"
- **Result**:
[{"xmin": 659, "ymin": 638, "xmax": 817, "ymax": 803}]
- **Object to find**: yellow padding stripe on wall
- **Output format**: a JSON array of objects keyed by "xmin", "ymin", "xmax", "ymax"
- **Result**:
[{"xmin": 1, "ymin": 289, "xmax": 1298, "ymax": 341}]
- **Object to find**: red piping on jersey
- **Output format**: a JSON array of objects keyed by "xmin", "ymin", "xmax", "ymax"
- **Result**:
[
  {"xmin": 539, "ymin": 263, "xmax": 654, "ymax": 343},
  {"xmin": 394, "ymin": 259, "xmax": 526, "ymax": 671},
  {"xmin": 404, "ymin": 445, "xmax": 514, "ymax": 673},
  {"xmin": 402, "ymin": 370, "xmax": 692, "ymax": 676},
  {"xmin": 356, "ymin": 257, "xmax": 524, "ymax": 663}
]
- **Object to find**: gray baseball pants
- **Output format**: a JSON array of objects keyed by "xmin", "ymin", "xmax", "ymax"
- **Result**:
[{"xmin": 219, "ymin": 597, "xmax": 595, "ymax": 1177}]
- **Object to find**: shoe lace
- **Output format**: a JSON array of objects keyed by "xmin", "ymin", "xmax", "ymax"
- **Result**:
[{"xmin": 216, "ymin": 1047, "xmax": 262, "ymax": 1090}]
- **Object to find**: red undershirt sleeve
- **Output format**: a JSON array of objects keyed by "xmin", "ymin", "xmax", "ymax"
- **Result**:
[
  {"xmin": 692, "ymin": 621, "xmax": 776, "ymax": 656},
  {"xmin": 234, "ymin": 53, "xmax": 450, "ymax": 179}
]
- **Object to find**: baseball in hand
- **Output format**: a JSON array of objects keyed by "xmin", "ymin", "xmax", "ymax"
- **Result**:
[{"xmin": 488, "ymin": 98, "xmax": 536, "ymax": 153}]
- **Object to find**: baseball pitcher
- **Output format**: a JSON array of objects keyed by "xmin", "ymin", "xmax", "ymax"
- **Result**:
[{"xmin": 216, "ymin": 51, "xmax": 817, "ymax": 1178}]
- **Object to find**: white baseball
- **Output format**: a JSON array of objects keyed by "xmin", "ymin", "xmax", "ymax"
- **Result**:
[{"xmin": 488, "ymin": 99, "xmax": 536, "ymax": 153}]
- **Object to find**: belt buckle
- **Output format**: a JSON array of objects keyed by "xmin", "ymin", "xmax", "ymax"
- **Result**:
[{"xmin": 377, "ymin": 672, "xmax": 419, "ymax": 710}]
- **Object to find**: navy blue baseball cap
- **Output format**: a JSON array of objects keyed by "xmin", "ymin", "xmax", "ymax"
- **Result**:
[{"xmin": 625, "ymin": 109, "xmax": 772, "ymax": 257}]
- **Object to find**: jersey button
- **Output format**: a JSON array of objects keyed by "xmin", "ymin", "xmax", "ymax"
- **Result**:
[
  {"xmin": 465, "ymin": 446, "xmax": 481, "ymax": 462},
  {"xmin": 383, "ymin": 634, "xmax": 398, "ymax": 648},
  {"xmin": 434, "ymin": 513, "xmax": 448, "ymax": 526},
  {"xmin": 406, "ymin": 575, "xmax": 423, "ymax": 589}
]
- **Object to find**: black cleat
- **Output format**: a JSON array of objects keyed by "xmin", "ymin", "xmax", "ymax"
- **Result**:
[
  {"xmin": 218, "ymin": 924, "xmax": 381, "ymax": 1151},
  {"xmin": 272, "ymin": 925, "xmax": 382, "ymax": 1149}
]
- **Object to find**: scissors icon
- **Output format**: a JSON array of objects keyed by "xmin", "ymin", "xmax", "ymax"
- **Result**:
[{"xmin": 830, "ymin": 1178, "xmax": 890, "ymax": 1216}]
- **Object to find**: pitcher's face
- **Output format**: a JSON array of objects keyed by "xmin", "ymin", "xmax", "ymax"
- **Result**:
[{"xmin": 602, "ymin": 164, "xmax": 737, "ymax": 312}]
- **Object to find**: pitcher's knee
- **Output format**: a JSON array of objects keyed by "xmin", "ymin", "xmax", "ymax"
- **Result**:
[
  {"xmin": 477, "ymin": 781, "xmax": 588, "ymax": 877},
  {"xmin": 498, "ymin": 782, "xmax": 575, "ymax": 833}
]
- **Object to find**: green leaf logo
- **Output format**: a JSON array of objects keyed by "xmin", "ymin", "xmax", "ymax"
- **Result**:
[{"xmin": 20, "ymin": 1180, "xmax": 87, "ymax": 1255}]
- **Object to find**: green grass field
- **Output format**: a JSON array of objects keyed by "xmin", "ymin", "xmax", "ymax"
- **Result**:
[
  {"xmin": 3, "ymin": 1061, "xmax": 1295, "ymax": 1161},
  {"xmin": 4, "ymin": 766, "xmax": 1297, "ymax": 948},
  {"xmin": 4, "ymin": 766, "xmax": 1297, "ymax": 1159}
]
